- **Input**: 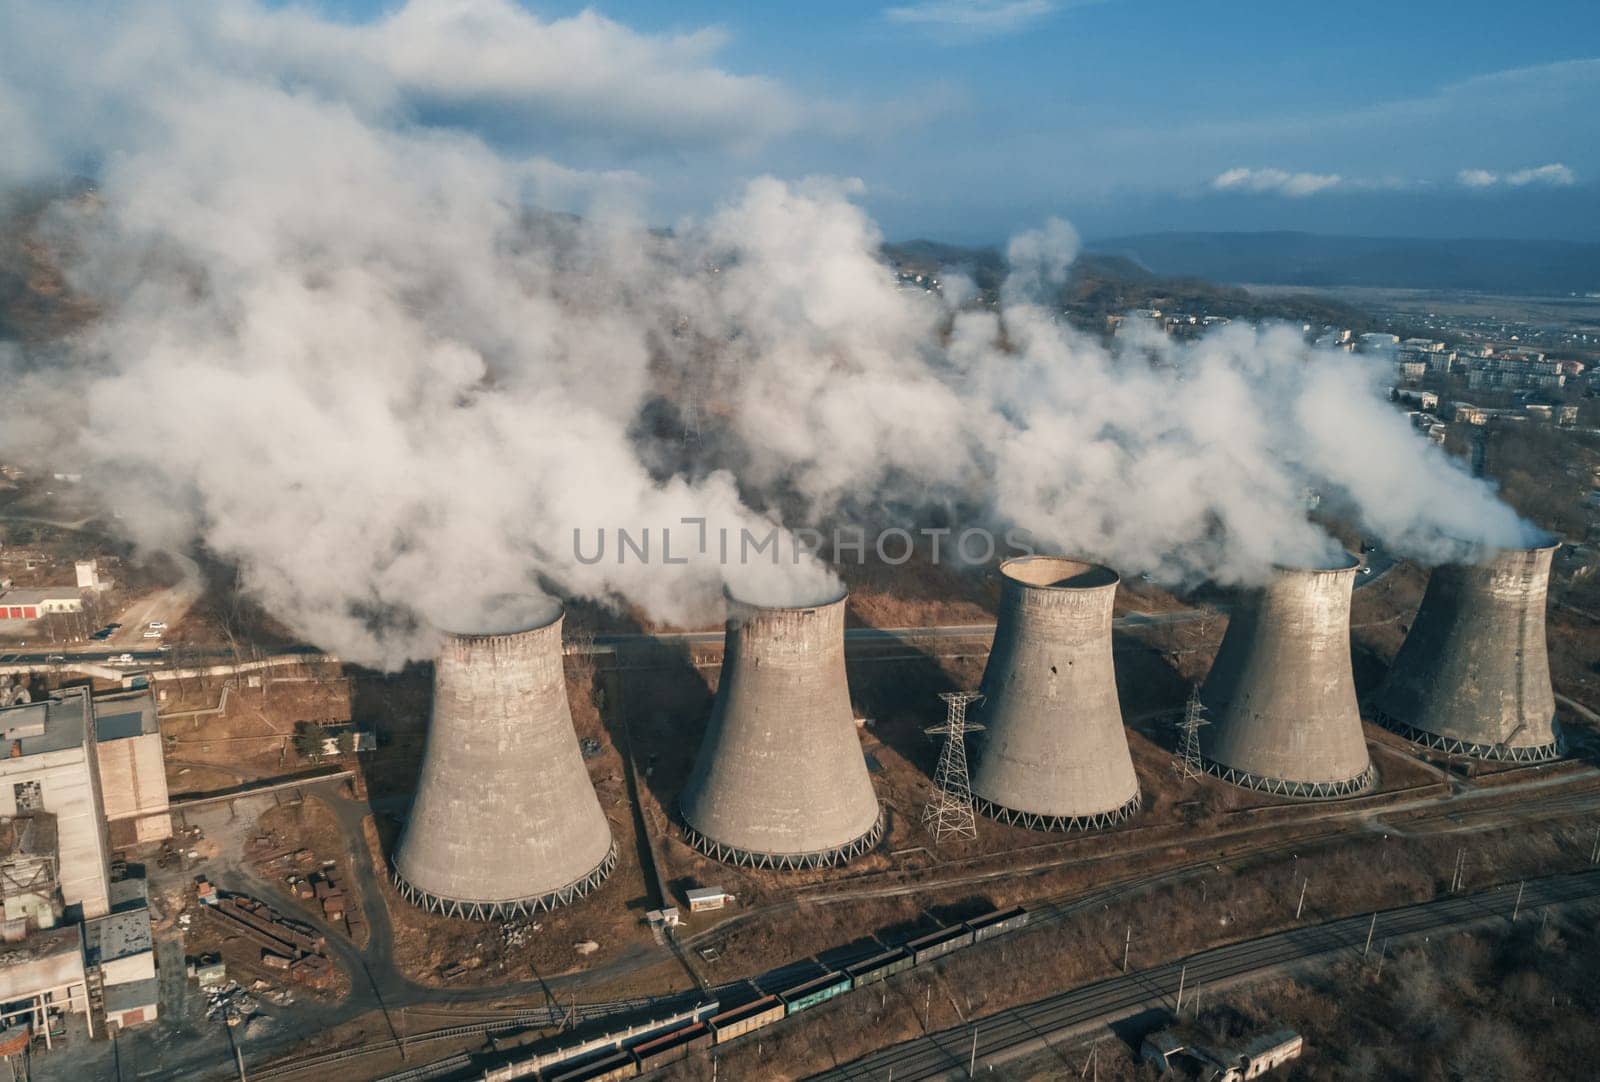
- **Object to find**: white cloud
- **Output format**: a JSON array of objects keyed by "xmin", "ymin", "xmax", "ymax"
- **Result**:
[
  {"xmin": 1507, "ymin": 162, "xmax": 1576, "ymax": 186},
  {"xmin": 1457, "ymin": 162, "xmax": 1577, "ymax": 188},
  {"xmin": 0, "ymin": 0, "xmax": 821, "ymax": 178},
  {"xmin": 1211, "ymin": 167, "xmax": 1343, "ymax": 197},
  {"xmin": 884, "ymin": 0, "xmax": 1063, "ymax": 38}
]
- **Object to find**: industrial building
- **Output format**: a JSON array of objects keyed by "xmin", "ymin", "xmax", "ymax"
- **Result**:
[
  {"xmin": 0, "ymin": 588, "xmax": 82, "ymax": 622},
  {"xmin": 1200, "ymin": 557, "xmax": 1375, "ymax": 798},
  {"xmin": 0, "ymin": 690, "xmax": 113, "ymax": 919},
  {"xmin": 394, "ymin": 615, "xmax": 617, "ymax": 920},
  {"xmin": 83, "ymin": 900, "xmax": 159, "ymax": 1032},
  {"xmin": 970, "ymin": 557, "xmax": 1141, "ymax": 831},
  {"xmin": 0, "ymin": 925, "xmax": 92, "ymax": 1048},
  {"xmin": 91, "ymin": 690, "xmax": 172, "ymax": 846},
  {"xmin": 1372, "ymin": 543, "xmax": 1562, "ymax": 762},
  {"xmin": 680, "ymin": 591, "xmax": 882, "ymax": 869},
  {"xmin": 0, "ymin": 815, "xmax": 62, "ymax": 936}
]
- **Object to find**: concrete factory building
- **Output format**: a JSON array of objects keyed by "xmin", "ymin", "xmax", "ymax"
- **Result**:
[
  {"xmin": 393, "ymin": 615, "xmax": 617, "ymax": 920},
  {"xmin": 971, "ymin": 557, "xmax": 1140, "ymax": 831},
  {"xmin": 0, "ymin": 691, "xmax": 113, "ymax": 919},
  {"xmin": 1200, "ymin": 556, "xmax": 1375, "ymax": 798},
  {"xmin": 92, "ymin": 690, "xmax": 173, "ymax": 846},
  {"xmin": 680, "ymin": 591, "xmax": 883, "ymax": 870},
  {"xmin": 1372, "ymin": 543, "xmax": 1562, "ymax": 762}
]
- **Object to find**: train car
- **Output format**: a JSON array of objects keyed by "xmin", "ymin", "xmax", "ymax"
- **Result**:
[
  {"xmin": 906, "ymin": 925, "xmax": 974, "ymax": 966},
  {"xmin": 779, "ymin": 972, "xmax": 852, "ymax": 1016},
  {"xmin": 543, "ymin": 1048, "xmax": 637, "ymax": 1082},
  {"xmin": 845, "ymin": 947, "xmax": 914, "ymax": 988},
  {"xmin": 964, "ymin": 906, "xmax": 1031, "ymax": 943},
  {"xmin": 708, "ymin": 994, "xmax": 785, "ymax": 1044},
  {"xmin": 631, "ymin": 1022, "xmax": 712, "ymax": 1073}
]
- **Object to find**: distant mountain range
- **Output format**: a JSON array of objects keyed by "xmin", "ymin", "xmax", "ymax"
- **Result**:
[
  {"xmin": 1083, "ymin": 231, "xmax": 1600, "ymax": 296},
  {"xmin": 882, "ymin": 240, "xmax": 1376, "ymax": 330}
]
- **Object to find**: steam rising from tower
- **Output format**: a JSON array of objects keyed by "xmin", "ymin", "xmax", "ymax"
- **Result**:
[
  {"xmin": 1200, "ymin": 556, "xmax": 1375, "ymax": 798},
  {"xmin": 1372, "ymin": 543, "xmax": 1562, "ymax": 762},
  {"xmin": 970, "ymin": 557, "xmax": 1141, "ymax": 830},
  {"xmin": 393, "ymin": 613, "xmax": 616, "ymax": 919},
  {"xmin": 679, "ymin": 591, "xmax": 882, "ymax": 869}
]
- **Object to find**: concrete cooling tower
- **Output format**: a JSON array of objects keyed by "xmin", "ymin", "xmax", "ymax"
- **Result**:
[
  {"xmin": 1371, "ymin": 543, "xmax": 1562, "ymax": 762},
  {"xmin": 970, "ymin": 557, "xmax": 1140, "ymax": 831},
  {"xmin": 393, "ymin": 614, "xmax": 616, "ymax": 920},
  {"xmin": 1200, "ymin": 556, "xmax": 1375, "ymax": 798},
  {"xmin": 679, "ymin": 590, "xmax": 883, "ymax": 870}
]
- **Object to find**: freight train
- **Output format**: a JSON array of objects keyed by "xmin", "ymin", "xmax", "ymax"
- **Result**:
[{"xmin": 519, "ymin": 906, "xmax": 1031, "ymax": 1081}]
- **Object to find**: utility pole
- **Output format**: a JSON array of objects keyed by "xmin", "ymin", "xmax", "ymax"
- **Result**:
[
  {"xmin": 1589, "ymin": 825, "xmax": 1599, "ymax": 864},
  {"xmin": 1363, "ymin": 913, "xmax": 1377, "ymax": 960},
  {"xmin": 1375, "ymin": 938, "xmax": 1389, "ymax": 980},
  {"xmin": 1512, "ymin": 880, "xmax": 1525, "ymax": 923},
  {"xmin": 1295, "ymin": 877, "xmax": 1309, "ymax": 920},
  {"xmin": 1123, "ymin": 926, "xmax": 1131, "ymax": 973},
  {"xmin": 969, "ymin": 1027, "xmax": 979, "ymax": 1078},
  {"xmin": 1175, "ymin": 964, "xmax": 1186, "ymax": 1013}
]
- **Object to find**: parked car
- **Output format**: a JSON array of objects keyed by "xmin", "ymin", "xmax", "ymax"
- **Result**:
[{"xmin": 147, "ymin": 621, "xmax": 167, "ymax": 630}]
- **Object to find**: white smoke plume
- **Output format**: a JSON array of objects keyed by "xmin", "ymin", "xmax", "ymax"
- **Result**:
[{"xmin": 0, "ymin": 1, "xmax": 1539, "ymax": 666}]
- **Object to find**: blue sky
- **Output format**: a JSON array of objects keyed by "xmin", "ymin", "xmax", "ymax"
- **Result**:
[{"xmin": 106, "ymin": 1, "xmax": 1600, "ymax": 242}]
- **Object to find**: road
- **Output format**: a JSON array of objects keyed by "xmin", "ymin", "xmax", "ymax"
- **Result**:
[
  {"xmin": 0, "ymin": 613, "xmax": 1213, "ymax": 668},
  {"xmin": 809, "ymin": 867, "xmax": 1600, "ymax": 1081},
  {"xmin": 104, "ymin": 549, "xmax": 206, "ymax": 648},
  {"xmin": 4, "ymin": 545, "xmax": 1389, "ymax": 667}
]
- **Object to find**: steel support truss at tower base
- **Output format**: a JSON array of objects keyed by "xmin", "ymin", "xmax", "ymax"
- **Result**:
[
  {"xmin": 1200, "ymin": 760, "xmax": 1376, "ymax": 799},
  {"xmin": 391, "ymin": 843, "xmax": 618, "ymax": 921},
  {"xmin": 1371, "ymin": 711, "xmax": 1565, "ymax": 764},
  {"xmin": 680, "ymin": 810, "xmax": 884, "ymax": 871},
  {"xmin": 973, "ymin": 790, "xmax": 1141, "ymax": 833}
]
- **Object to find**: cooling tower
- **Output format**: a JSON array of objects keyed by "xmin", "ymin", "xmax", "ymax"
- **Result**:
[
  {"xmin": 970, "ymin": 557, "xmax": 1140, "ymax": 831},
  {"xmin": 680, "ymin": 590, "xmax": 883, "ymax": 870},
  {"xmin": 1371, "ymin": 543, "xmax": 1562, "ymax": 762},
  {"xmin": 1199, "ymin": 555, "xmax": 1375, "ymax": 798},
  {"xmin": 393, "ymin": 614, "xmax": 616, "ymax": 920}
]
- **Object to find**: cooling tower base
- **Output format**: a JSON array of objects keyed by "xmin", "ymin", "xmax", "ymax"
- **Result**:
[
  {"xmin": 1371, "ymin": 711, "xmax": 1564, "ymax": 764},
  {"xmin": 392, "ymin": 843, "xmax": 617, "ymax": 921},
  {"xmin": 973, "ymin": 791, "xmax": 1141, "ymax": 833},
  {"xmin": 681, "ymin": 811, "xmax": 884, "ymax": 871},
  {"xmin": 1201, "ymin": 760, "xmax": 1376, "ymax": 800}
]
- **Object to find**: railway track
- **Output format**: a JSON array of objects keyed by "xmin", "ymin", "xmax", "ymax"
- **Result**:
[{"xmin": 811, "ymin": 868, "xmax": 1600, "ymax": 1080}]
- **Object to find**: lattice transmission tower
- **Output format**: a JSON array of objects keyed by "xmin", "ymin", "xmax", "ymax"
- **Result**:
[
  {"xmin": 1175, "ymin": 685, "xmax": 1209, "ymax": 781},
  {"xmin": 923, "ymin": 691, "xmax": 984, "ymax": 844}
]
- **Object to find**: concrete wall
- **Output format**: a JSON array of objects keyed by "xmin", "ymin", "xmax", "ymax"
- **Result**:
[
  {"xmin": 1201, "ymin": 558, "xmax": 1372, "ymax": 793},
  {"xmin": 1373, "ymin": 544, "xmax": 1559, "ymax": 758},
  {"xmin": 394, "ymin": 613, "xmax": 614, "ymax": 912},
  {"xmin": 681, "ymin": 593, "xmax": 881, "ymax": 865},
  {"xmin": 972, "ymin": 558, "xmax": 1139, "ymax": 827}
]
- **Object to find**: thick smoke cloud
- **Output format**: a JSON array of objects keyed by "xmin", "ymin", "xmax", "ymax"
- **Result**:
[{"xmin": 0, "ymin": 1, "xmax": 1538, "ymax": 666}]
